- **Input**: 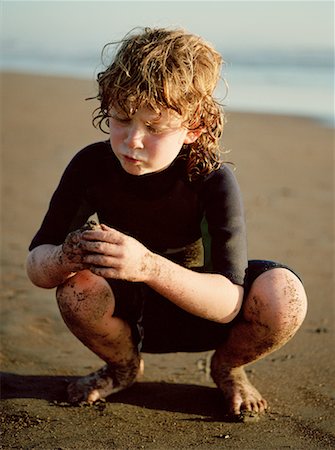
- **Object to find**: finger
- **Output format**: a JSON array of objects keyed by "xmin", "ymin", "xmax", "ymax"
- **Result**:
[
  {"xmin": 62, "ymin": 231, "xmax": 83, "ymax": 253},
  {"xmin": 89, "ymin": 266, "xmax": 121, "ymax": 279},
  {"xmin": 100, "ymin": 223, "xmax": 111, "ymax": 231},
  {"xmin": 80, "ymin": 240, "xmax": 122, "ymax": 256},
  {"xmin": 67, "ymin": 230, "xmax": 83, "ymax": 244},
  {"xmin": 63, "ymin": 241, "xmax": 87, "ymax": 257},
  {"xmin": 84, "ymin": 254, "xmax": 122, "ymax": 268},
  {"xmin": 62, "ymin": 244, "xmax": 80, "ymax": 258},
  {"xmin": 82, "ymin": 228, "xmax": 124, "ymax": 244}
]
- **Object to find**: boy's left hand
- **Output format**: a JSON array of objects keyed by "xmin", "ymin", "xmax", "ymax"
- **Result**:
[{"xmin": 79, "ymin": 224, "xmax": 155, "ymax": 282}]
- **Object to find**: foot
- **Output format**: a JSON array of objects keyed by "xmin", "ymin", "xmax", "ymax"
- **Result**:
[
  {"xmin": 211, "ymin": 365, "xmax": 267, "ymax": 419},
  {"xmin": 68, "ymin": 358, "xmax": 144, "ymax": 404}
]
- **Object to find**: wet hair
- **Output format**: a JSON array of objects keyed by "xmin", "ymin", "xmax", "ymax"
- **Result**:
[{"xmin": 92, "ymin": 27, "xmax": 226, "ymax": 179}]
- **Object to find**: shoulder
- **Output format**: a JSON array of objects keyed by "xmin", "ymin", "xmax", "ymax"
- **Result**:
[
  {"xmin": 205, "ymin": 164, "xmax": 237, "ymax": 182},
  {"xmin": 196, "ymin": 164, "xmax": 241, "ymax": 193}
]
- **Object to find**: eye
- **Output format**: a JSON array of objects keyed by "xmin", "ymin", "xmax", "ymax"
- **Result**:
[{"xmin": 145, "ymin": 122, "xmax": 162, "ymax": 134}]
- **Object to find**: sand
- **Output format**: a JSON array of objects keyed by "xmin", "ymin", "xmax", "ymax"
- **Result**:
[{"xmin": 1, "ymin": 72, "xmax": 334, "ymax": 449}]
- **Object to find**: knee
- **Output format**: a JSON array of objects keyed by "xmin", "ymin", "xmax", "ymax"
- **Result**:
[
  {"xmin": 244, "ymin": 268, "xmax": 307, "ymax": 337},
  {"xmin": 56, "ymin": 270, "xmax": 115, "ymax": 326}
]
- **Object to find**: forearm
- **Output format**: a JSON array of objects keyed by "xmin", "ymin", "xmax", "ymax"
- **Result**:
[
  {"xmin": 145, "ymin": 253, "xmax": 244, "ymax": 323},
  {"xmin": 26, "ymin": 244, "xmax": 76, "ymax": 289},
  {"xmin": 79, "ymin": 225, "xmax": 243, "ymax": 323}
]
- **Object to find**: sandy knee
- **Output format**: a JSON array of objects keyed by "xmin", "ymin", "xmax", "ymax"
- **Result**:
[
  {"xmin": 244, "ymin": 268, "xmax": 307, "ymax": 338},
  {"xmin": 56, "ymin": 270, "xmax": 115, "ymax": 325}
]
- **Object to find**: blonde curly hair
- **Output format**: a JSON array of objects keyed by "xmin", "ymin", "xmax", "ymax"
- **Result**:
[{"xmin": 92, "ymin": 27, "xmax": 226, "ymax": 179}]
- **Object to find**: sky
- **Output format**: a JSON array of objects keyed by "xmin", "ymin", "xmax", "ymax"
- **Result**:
[{"xmin": 1, "ymin": 1, "xmax": 333, "ymax": 59}]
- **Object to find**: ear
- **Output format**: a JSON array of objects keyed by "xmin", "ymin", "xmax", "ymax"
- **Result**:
[{"xmin": 183, "ymin": 128, "xmax": 203, "ymax": 144}]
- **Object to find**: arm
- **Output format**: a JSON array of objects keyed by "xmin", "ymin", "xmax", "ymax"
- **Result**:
[
  {"xmin": 80, "ymin": 224, "xmax": 243, "ymax": 323},
  {"xmin": 144, "ymin": 251, "xmax": 243, "ymax": 323},
  {"xmin": 27, "ymin": 145, "xmax": 106, "ymax": 288},
  {"xmin": 27, "ymin": 245, "xmax": 75, "ymax": 289},
  {"xmin": 26, "ymin": 229, "xmax": 89, "ymax": 289}
]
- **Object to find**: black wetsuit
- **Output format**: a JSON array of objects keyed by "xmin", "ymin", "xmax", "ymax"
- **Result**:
[{"xmin": 29, "ymin": 141, "xmax": 297, "ymax": 352}]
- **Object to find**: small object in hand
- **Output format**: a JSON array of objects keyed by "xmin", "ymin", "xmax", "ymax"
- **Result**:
[{"xmin": 80, "ymin": 220, "xmax": 101, "ymax": 232}]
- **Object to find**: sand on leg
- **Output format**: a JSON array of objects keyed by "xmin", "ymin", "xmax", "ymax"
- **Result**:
[
  {"xmin": 56, "ymin": 270, "xmax": 143, "ymax": 403},
  {"xmin": 211, "ymin": 268, "xmax": 307, "ymax": 419}
]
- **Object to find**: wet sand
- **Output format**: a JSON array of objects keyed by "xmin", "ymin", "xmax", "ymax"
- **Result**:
[{"xmin": 1, "ymin": 72, "xmax": 334, "ymax": 449}]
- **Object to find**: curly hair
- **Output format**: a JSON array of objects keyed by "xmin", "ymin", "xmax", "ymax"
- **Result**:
[{"xmin": 92, "ymin": 27, "xmax": 226, "ymax": 179}]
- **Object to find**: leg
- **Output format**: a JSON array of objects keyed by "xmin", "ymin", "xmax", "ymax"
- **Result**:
[
  {"xmin": 211, "ymin": 268, "xmax": 307, "ymax": 418},
  {"xmin": 56, "ymin": 270, "xmax": 143, "ymax": 403}
]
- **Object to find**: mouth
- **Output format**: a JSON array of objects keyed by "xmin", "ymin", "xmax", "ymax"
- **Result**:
[{"xmin": 123, "ymin": 155, "xmax": 142, "ymax": 164}]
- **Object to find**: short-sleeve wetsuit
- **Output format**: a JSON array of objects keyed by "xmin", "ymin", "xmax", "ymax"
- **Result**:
[{"xmin": 29, "ymin": 141, "xmax": 297, "ymax": 353}]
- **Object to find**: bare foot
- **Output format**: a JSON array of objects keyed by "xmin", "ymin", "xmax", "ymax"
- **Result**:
[
  {"xmin": 211, "ymin": 365, "xmax": 267, "ymax": 419},
  {"xmin": 68, "ymin": 358, "xmax": 144, "ymax": 404}
]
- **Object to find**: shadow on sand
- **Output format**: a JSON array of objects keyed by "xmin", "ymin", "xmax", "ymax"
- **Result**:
[{"xmin": 1, "ymin": 371, "xmax": 230, "ymax": 421}]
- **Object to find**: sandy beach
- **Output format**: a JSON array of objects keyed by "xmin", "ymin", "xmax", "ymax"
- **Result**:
[{"xmin": 1, "ymin": 72, "xmax": 334, "ymax": 449}]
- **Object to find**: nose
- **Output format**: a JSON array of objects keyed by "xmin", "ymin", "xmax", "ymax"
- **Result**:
[{"xmin": 124, "ymin": 124, "xmax": 144, "ymax": 150}]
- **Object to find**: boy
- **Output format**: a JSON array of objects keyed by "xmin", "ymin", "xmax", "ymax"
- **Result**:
[{"xmin": 26, "ymin": 27, "xmax": 307, "ymax": 419}]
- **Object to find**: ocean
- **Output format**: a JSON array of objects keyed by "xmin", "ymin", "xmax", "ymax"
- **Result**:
[{"xmin": 1, "ymin": 46, "xmax": 333, "ymax": 127}]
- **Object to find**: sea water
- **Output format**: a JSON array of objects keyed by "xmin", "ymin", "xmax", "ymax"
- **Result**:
[
  {"xmin": 219, "ymin": 48, "xmax": 334, "ymax": 127},
  {"xmin": 1, "ymin": 47, "xmax": 333, "ymax": 127}
]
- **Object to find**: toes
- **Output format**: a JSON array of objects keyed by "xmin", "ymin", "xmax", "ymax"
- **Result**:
[
  {"xmin": 258, "ymin": 398, "xmax": 268, "ymax": 413},
  {"xmin": 229, "ymin": 392, "xmax": 268, "ymax": 418},
  {"xmin": 231, "ymin": 403, "xmax": 243, "ymax": 416},
  {"xmin": 240, "ymin": 397, "xmax": 267, "ymax": 415},
  {"xmin": 87, "ymin": 389, "xmax": 101, "ymax": 404},
  {"xmin": 248, "ymin": 399, "xmax": 260, "ymax": 413},
  {"xmin": 237, "ymin": 399, "xmax": 263, "ymax": 423}
]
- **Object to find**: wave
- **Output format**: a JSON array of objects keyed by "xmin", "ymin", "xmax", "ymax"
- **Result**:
[{"xmin": 1, "ymin": 47, "xmax": 333, "ymax": 126}]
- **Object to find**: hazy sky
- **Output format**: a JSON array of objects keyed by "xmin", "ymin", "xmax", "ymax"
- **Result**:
[{"xmin": 1, "ymin": 1, "xmax": 333, "ymax": 57}]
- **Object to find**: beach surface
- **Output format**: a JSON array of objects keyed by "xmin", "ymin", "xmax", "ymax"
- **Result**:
[{"xmin": 1, "ymin": 72, "xmax": 334, "ymax": 449}]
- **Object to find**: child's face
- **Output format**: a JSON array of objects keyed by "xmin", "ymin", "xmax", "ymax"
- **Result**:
[{"xmin": 109, "ymin": 106, "xmax": 198, "ymax": 176}]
